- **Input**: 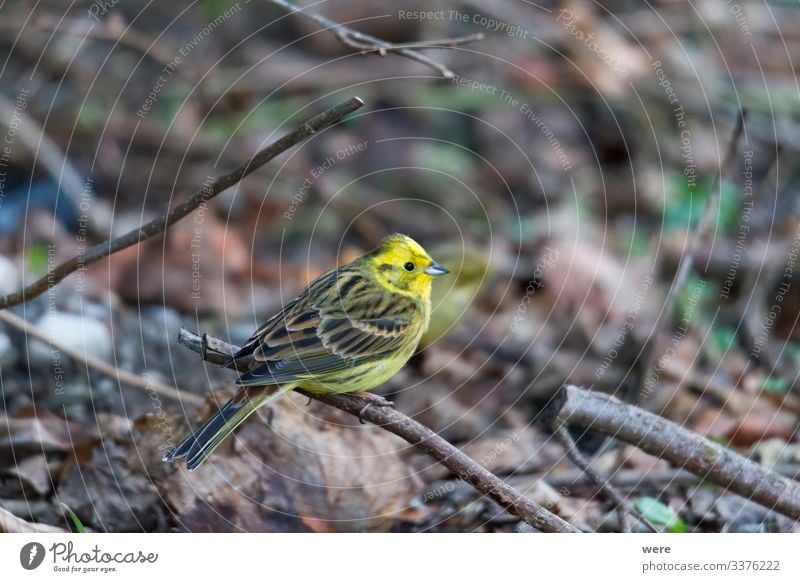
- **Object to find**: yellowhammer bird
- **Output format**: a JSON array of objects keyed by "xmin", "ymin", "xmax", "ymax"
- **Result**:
[{"xmin": 164, "ymin": 234, "xmax": 449, "ymax": 470}]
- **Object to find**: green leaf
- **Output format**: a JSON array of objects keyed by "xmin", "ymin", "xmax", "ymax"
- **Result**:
[
  {"xmin": 785, "ymin": 342, "xmax": 800, "ymax": 368},
  {"xmin": 411, "ymin": 143, "xmax": 474, "ymax": 179},
  {"xmin": 26, "ymin": 243, "xmax": 50, "ymax": 276},
  {"xmin": 200, "ymin": 0, "xmax": 233, "ymax": 19},
  {"xmin": 411, "ymin": 85, "xmax": 503, "ymax": 111},
  {"xmin": 663, "ymin": 175, "xmax": 739, "ymax": 235},
  {"xmin": 709, "ymin": 325, "xmax": 737, "ymax": 359},
  {"xmin": 634, "ymin": 497, "xmax": 687, "ymax": 533},
  {"xmin": 624, "ymin": 228, "xmax": 650, "ymax": 258},
  {"xmin": 762, "ymin": 376, "xmax": 789, "ymax": 394},
  {"xmin": 61, "ymin": 503, "xmax": 86, "ymax": 533}
]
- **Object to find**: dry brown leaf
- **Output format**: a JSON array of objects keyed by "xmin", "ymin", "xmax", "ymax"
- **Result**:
[
  {"xmin": 4, "ymin": 455, "xmax": 53, "ymax": 496},
  {"xmin": 159, "ymin": 392, "xmax": 420, "ymax": 532},
  {"xmin": 692, "ymin": 407, "xmax": 797, "ymax": 448},
  {"xmin": 0, "ymin": 409, "xmax": 87, "ymax": 461},
  {"xmin": 57, "ymin": 441, "xmax": 166, "ymax": 532}
]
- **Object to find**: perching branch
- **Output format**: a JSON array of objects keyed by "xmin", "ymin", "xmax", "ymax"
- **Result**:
[
  {"xmin": 267, "ymin": 0, "xmax": 483, "ymax": 79},
  {"xmin": 177, "ymin": 328, "xmax": 579, "ymax": 533},
  {"xmin": 0, "ymin": 96, "xmax": 364, "ymax": 310},
  {"xmin": 546, "ymin": 384, "xmax": 800, "ymax": 521}
]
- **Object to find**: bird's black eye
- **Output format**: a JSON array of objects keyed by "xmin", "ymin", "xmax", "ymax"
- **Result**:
[{"xmin": 404, "ymin": 262, "xmax": 415, "ymax": 272}]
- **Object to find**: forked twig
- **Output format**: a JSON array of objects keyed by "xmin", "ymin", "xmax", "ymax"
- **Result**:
[{"xmin": 267, "ymin": 0, "xmax": 483, "ymax": 78}]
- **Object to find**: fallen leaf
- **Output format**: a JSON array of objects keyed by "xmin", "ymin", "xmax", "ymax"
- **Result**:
[
  {"xmin": 4, "ymin": 455, "xmax": 53, "ymax": 496},
  {"xmin": 0, "ymin": 409, "xmax": 87, "ymax": 461},
  {"xmin": 57, "ymin": 440, "xmax": 167, "ymax": 532},
  {"xmin": 159, "ymin": 392, "xmax": 420, "ymax": 532}
]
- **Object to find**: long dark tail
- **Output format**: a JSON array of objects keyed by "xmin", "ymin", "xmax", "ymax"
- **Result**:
[{"xmin": 163, "ymin": 384, "xmax": 292, "ymax": 470}]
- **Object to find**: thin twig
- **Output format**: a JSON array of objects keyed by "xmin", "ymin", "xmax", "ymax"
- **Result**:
[
  {"xmin": 632, "ymin": 110, "xmax": 748, "ymax": 406},
  {"xmin": 0, "ymin": 310, "xmax": 202, "ymax": 405},
  {"xmin": 552, "ymin": 425, "xmax": 658, "ymax": 532},
  {"xmin": 0, "ymin": 97, "xmax": 364, "ymax": 310},
  {"xmin": 267, "ymin": 0, "xmax": 482, "ymax": 78},
  {"xmin": 177, "ymin": 328, "xmax": 578, "ymax": 533},
  {"xmin": 336, "ymin": 32, "xmax": 485, "ymax": 53},
  {"xmin": 547, "ymin": 384, "xmax": 800, "ymax": 521}
]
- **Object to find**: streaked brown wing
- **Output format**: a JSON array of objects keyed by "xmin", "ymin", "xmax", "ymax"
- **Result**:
[{"xmin": 232, "ymin": 266, "xmax": 419, "ymax": 386}]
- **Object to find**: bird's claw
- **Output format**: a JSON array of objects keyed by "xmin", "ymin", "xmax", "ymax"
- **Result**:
[{"xmin": 357, "ymin": 394, "xmax": 395, "ymax": 424}]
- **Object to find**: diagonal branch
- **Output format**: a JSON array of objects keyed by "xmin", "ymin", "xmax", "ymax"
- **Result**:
[
  {"xmin": 177, "ymin": 328, "xmax": 579, "ymax": 533},
  {"xmin": 267, "ymin": 0, "xmax": 482, "ymax": 79},
  {"xmin": 0, "ymin": 96, "xmax": 364, "ymax": 310}
]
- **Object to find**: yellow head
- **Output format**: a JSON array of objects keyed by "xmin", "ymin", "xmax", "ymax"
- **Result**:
[{"xmin": 366, "ymin": 234, "xmax": 449, "ymax": 299}]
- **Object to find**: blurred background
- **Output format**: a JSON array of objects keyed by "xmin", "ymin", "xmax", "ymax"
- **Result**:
[{"xmin": 1, "ymin": 0, "xmax": 799, "ymax": 532}]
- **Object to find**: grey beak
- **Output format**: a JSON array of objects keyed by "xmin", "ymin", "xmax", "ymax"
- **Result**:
[{"xmin": 424, "ymin": 261, "xmax": 450, "ymax": 276}]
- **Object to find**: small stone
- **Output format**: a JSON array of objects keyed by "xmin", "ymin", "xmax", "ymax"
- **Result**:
[
  {"xmin": 28, "ymin": 312, "xmax": 113, "ymax": 365},
  {"xmin": 0, "ymin": 254, "xmax": 20, "ymax": 296}
]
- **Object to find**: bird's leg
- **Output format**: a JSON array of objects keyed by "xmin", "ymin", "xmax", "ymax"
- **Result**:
[
  {"xmin": 200, "ymin": 333, "xmax": 209, "ymax": 361},
  {"xmin": 356, "ymin": 392, "xmax": 395, "ymax": 424},
  {"xmin": 264, "ymin": 406, "xmax": 275, "ymax": 427}
]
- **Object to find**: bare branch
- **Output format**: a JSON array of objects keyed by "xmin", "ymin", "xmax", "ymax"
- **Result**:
[
  {"xmin": 267, "ymin": 0, "xmax": 483, "ymax": 78},
  {"xmin": 177, "ymin": 328, "xmax": 579, "ymax": 533},
  {"xmin": 548, "ymin": 384, "xmax": 800, "ymax": 521},
  {"xmin": 0, "ymin": 96, "xmax": 364, "ymax": 310}
]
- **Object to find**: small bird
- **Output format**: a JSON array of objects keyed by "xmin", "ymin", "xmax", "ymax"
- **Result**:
[{"xmin": 164, "ymin": 234, "xmax": 449, "ymax": 470}]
